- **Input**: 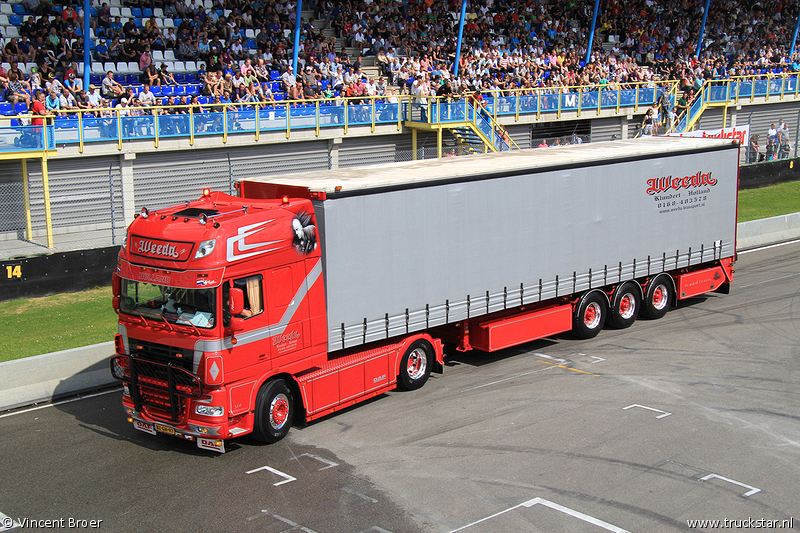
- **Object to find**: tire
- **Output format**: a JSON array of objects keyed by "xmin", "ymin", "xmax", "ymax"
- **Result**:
[
  {"xmin": 573, "ymin": 291, "xmax": 607, "ymax": 339},
  {"xmin": 609, "ymin": 281, "xmax": 641, "ymax": 329},
  {"xmin": 398, "ymin": 340, "xmax": 433, "ymax": 391},
  {"xmin": 253, "ymin": 379, "xmax": 294, "ymax": 443},
  {"xmin": 643, "ymin": 275, "xmax": 673, "ymax": 319}
]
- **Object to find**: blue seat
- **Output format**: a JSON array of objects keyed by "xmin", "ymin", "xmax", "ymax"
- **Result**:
[
  {"xmin": 174, "ymin": 85, "xmax": 187, "ymax": 95},
  {"xmin": 173, "ymin": 73, "xmax": 186, "ymax": 83},
  {"xmin": 270, "ymin": 70, "xmax": 280, "ymax": 81},
  {"xmin": 246, "ymin": 39, "xmax": 256, "ymax": 49},
  {"xmin": 0, "ymin": 103, "xmax": 14, "ymax": 115},
  {"xmin": 90, "ymin": 74, "xmax": 102, "ymax": 85},
  {"xmin": 14, "ymin": 103, "xmax": 28, "ymax": 113},
  {"xmin": 133, "ymin": 18, "xmax": 143, "ymax": 28},
  {"xmin": 197, "ymin": 95, "xmax": 208, "ymax": 104},
  {"xmin": 151, "ymin": 86, "xmax": 162, "ymax": 96},
  {"xmin": 274, "ymin": 93, "xmax": 284, "ymax": 101},
  {"xmin": 9, "ymin": 15, "xmax": 22, "ymax": 26},
  {"xmin": 160, "ymin": 86, "xmax": 174, "ymax": 96},
  {"xmin": 126, "ymin": 74, "xmax": 140, "ymax": 84},
  {"xmin": 184, "ymin": 73, "xmax": 197, "ymax": 82},
  {"xmin": 131, "ymin": 8, "xmax": 142, "ymax": 18},
  {"xmin": 12, "ymin": 4, "xmax": 27, "ymax": 14},
  {"xmin": 271, "ymin": 81, "xmax": 280, "ymax": 92},
  {"xmin": 142, "ymin": 8, "xmax": 153, "ymax": 17}
]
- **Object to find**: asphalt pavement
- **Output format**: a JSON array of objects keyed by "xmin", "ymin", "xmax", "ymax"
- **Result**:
[{"xmin": 1, "ymin": 240, "xmax": 798, "ymax": 532}]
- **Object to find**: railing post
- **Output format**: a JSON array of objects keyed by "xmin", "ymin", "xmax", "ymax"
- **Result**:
[
  {"xmin": 189, "ymin": 107, "xmax": 196, "ymax": 145},
  {"xmin": 78, "ymin": 111, "xmax": 84, "ymax": 153},
  {"xmin": 116, "ymin": 108, "xmax": 123, "ymax": 150},
  {"xmin": 285, "ymin": 101, "xmax": 291, "ymax": 139}
]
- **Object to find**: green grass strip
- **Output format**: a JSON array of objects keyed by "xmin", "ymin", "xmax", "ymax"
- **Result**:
[
  {"xmin": 0, "ymin": 286, "xmax": 118, "ymax": 363},
  {"xmin": 737, "ymin": 180, "xmax": 800, "ymax": 222}
]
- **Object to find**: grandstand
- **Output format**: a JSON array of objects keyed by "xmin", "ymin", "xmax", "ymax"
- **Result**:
[{"xmin": 1, "ymin": 0, "xmax": 800, "ymax": 260}]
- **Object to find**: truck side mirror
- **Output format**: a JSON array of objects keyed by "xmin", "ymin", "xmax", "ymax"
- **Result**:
[
  {"xmin": 229, "ymin": 287, "xmax": 244, "ymax": 315},
  {"xmin": 230, "ymin": 316, "xmax": 245, "ymax": 332},
  {"xmin": 111, "ymin": 273, "xmax": 121, "ymax": 313},
  {"xmin": 112, "ymin": 272, "xmax": 121, "ymax": 297}
]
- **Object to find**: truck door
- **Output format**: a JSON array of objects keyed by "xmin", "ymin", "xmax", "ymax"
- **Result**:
[
  {"xmin": 266, "ymin": 262, "xmax": 312, "ymax": 368},
  {"xmin": 229, "ymin": 274, "xmax": 271, "ymax": 369}
]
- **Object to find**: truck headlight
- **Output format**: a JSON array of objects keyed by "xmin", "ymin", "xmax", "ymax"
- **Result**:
[
  {"xmin": 195, "ymin": 405, "xmax": 224, "ymax": 417},
  {"xmin": 194, "ymin": 239, "xmax": 216, "ymax": 259}
]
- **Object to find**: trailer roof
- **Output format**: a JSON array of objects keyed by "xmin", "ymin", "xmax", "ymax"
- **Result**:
[{"xmin": 242, "ymin": 137, "xmax": 739, "ymax": 195}]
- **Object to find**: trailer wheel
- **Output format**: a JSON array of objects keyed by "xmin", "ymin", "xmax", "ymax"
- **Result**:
[
  {"xmin": 573, "ymin": 291, "xmax": 607, "ymax": 339},
  {"xmin": 253, "ymin": 379, "xmax": 294, "ymax": 443},
  {"xmin": 643, "ymin": 275, "xmax": 673, "ymax": 319},
  {"xmin": 398, "ymin": 340, "xmax": 433, "ymax": 391},
  {"xmin": 609, "ymin": 281, "xmax": 641, "ymax": 329}
]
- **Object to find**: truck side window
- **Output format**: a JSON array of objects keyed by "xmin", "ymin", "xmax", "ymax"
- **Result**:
[{"xmin": 233, "ymin": 275, "xmax": 264, "ymax": 318}]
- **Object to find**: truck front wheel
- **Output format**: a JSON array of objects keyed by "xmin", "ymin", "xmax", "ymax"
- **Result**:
[
  {"xmin": 573, "ymin": 291, "xmax": 607, "ymax": 339},
  {"xmin": 609, "ymin": 281, "xmax": 641, "ymax": 329},
  {"xmin": 643, "ymin": 275, "xmax": 673, "ymax": 319},
  {"xmin": 253, "ymin": 379, "xmax": 294, "ymax": 443},
  {"xmin": 398, "ymin": 340, "xmax": 433, "ymax": 390}
]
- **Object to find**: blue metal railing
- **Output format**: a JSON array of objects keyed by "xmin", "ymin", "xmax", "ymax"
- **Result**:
[{"xmin": 2, "ymin": 73, "xmax": 798, "ymax": 153}]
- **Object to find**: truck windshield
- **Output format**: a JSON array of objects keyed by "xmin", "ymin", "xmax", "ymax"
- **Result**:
[{"xmin": 120, "ymin": 279, "xmax": 217, "ymax": 329}]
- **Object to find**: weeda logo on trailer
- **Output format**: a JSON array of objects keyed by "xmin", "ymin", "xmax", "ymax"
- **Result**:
[{"xmin": 646, "ymin": 171, "xmax": 717, "ymax": 195}]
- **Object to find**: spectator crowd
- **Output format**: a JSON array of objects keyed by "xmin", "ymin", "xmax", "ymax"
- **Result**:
[{"xmin": 1, "ymin": 0, "xmax": 799, "ymax": 144}]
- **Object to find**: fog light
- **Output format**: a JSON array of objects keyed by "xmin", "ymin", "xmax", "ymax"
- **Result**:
[{"xmin": 195, "ymin": 405, "xmax": 224, "ymax": 417}]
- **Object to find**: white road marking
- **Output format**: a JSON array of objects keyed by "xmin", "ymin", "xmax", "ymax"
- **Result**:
[
  {"xmin": 736, "ymin": 272, "xmax": 800, "ymax": 290},
  {"xmin": 588, "ymin": 356, "xmax": 605, "ymax": 364},
  {"xmin": 0, "ymin": 388, "xmax": 121, "ymax": 419},
  {"xmin": 537, "ymin": 353, "xmax": 568, "ymax": 363},
  {"xmin": 292, "ymin": 453, "xmax": 339, "ymax": 470},
  {"xmin": 738, "ymin": 238, "xmax": 800, "ymax": 254},
  {"xmin": 700, "ymin": 474, "xmax": 761, "ymax": 497},
  {"xmin": 357, "ymin": 527, "xmax": 392, "ymax": 533},
  {"xmin": 340, "ymin": 486, "xmax": 378, "ymax": 503},
  {"xmin": 460, "ymin": 366, "xmax": 555, "ymax": 392},
  {"xmin": 245, "ymin": 510, "xmax": 319, "ymax": 532},
  {"xmin": 448, "ymin": 497, "xmax": 629, "ymax": 533},
  {"xmin": 622, "ymin": 404, "xmax": 672, "ymax": 419},
  {"xmin": 246, "ymin": 465, "xmax": 296, "ymax": 486}
]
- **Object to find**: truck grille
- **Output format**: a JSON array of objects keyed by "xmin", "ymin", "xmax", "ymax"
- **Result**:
[
  {"xmin": 110, "ymin": 354, "xmax": 202, "ymax": 423},
  {"xmin": 128, "ymin": 338, "xmax": 194, "ymax": 372}
]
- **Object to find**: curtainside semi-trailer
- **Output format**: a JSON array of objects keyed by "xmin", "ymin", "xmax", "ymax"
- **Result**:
[{"xmin": 110, "ymin": 137, "xmax": 739, "ymax": 452}]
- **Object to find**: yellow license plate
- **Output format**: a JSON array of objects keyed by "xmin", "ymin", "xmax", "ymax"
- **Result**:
[{"xmin": 154, "ymin": 423, "xmax": 175, "ymax": 435}]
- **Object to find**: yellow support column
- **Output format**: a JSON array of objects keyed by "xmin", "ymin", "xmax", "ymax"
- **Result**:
[
  {"xmin": 412, "ymin": 128, "xmax": 417, "ymax": 160},
  {"xmin": 41, "ymin": 154, "xmax": 54, "ymax": 249}
]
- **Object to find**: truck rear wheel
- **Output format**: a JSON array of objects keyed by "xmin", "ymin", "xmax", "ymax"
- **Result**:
[
  {"xmin": 398, "ymin": 340, "xmax": 433, "ymax": 390},
  {"xmin": 573, "ymin": 291, "xmax": 607, "ymax": 339},
  {"xmin": 643, "ymin": 275, "xmax": 673, "ymax": 319},
  {"xmin": 609, "ymin": 281, "xmax": 641, "ymax": 329},
  {"xmin": 253, "ymin": 379, "xmax": 294, "ymax": 443}
]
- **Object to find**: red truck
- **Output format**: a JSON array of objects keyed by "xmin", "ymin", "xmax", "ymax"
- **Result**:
[{"xmin": 110, "ymin": 137, "xmax": 739, "ymax": 452}]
